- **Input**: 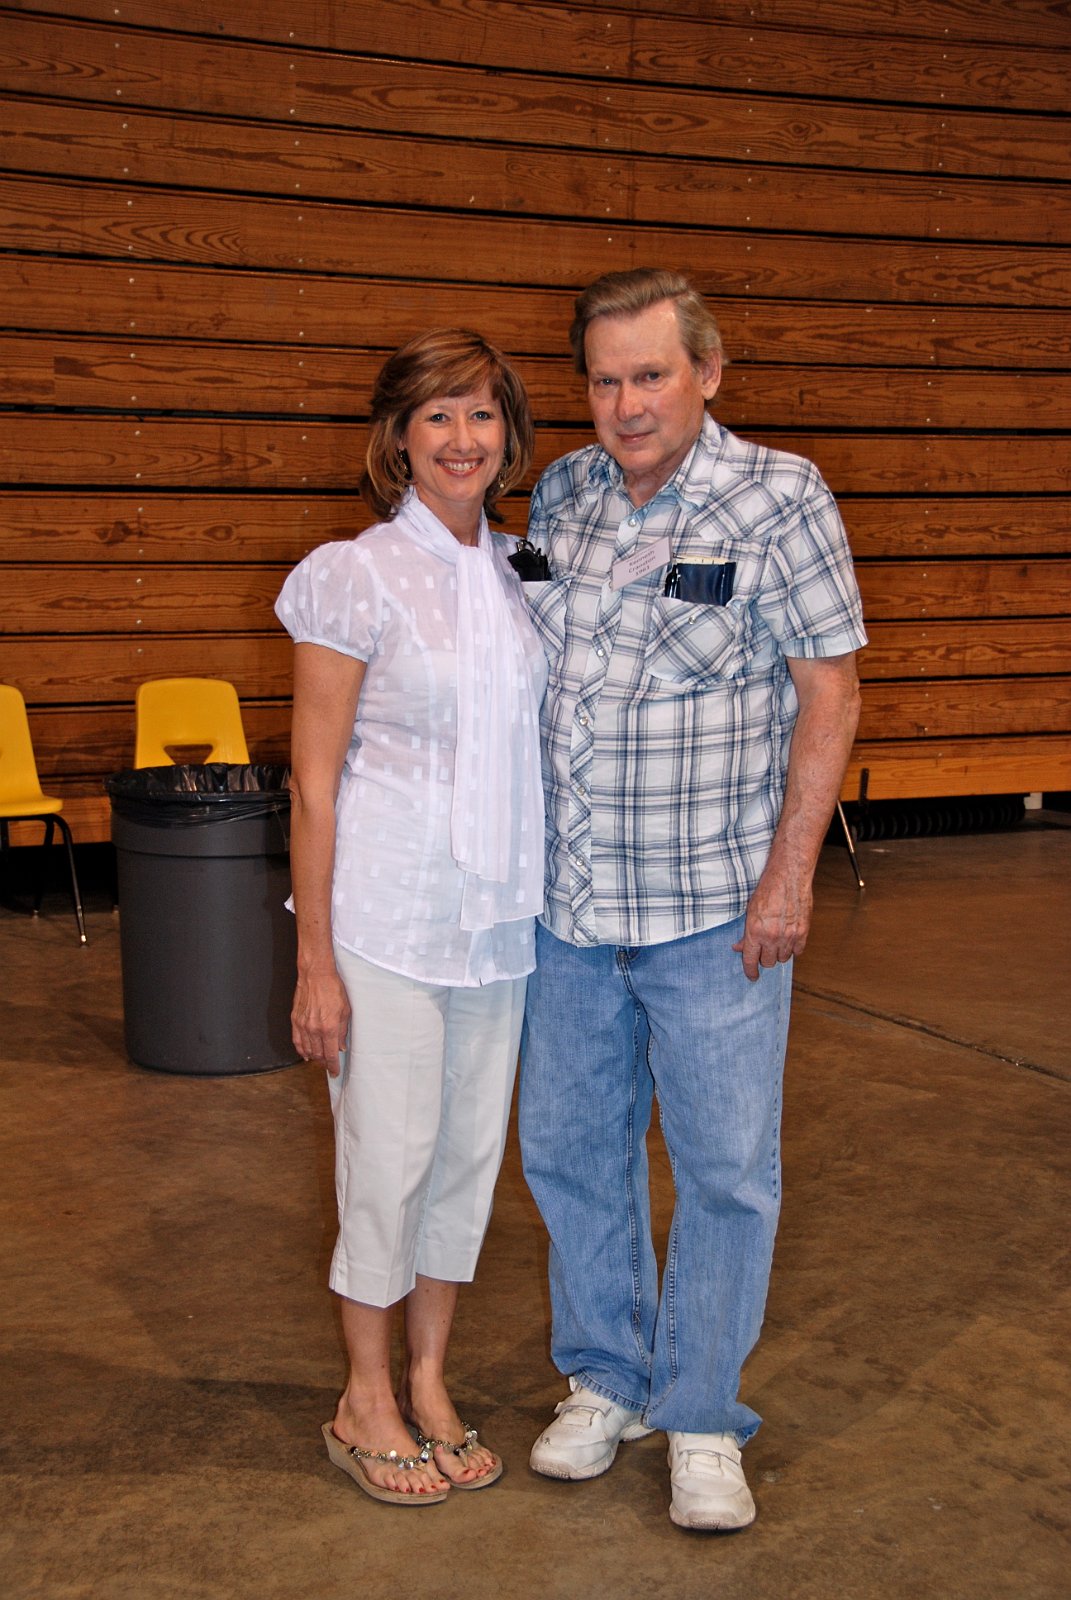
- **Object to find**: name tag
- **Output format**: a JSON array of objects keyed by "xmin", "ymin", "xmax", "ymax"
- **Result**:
[{"xmin": 610, "ymin": 534, "xmax": 672, "ymax": 591}]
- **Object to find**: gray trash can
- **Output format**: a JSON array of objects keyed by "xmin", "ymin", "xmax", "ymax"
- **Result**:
[{"xmin": 106, "ymin": 763, "xmax": 298, "ymax": 1076}]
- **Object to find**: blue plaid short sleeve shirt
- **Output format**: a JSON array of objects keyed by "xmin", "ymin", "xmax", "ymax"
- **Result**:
[{"xmin": 525, "ymin": 414, "xmax": 867, "ymax": 948}]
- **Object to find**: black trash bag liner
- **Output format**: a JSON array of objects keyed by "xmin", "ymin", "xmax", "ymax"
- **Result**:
[{"xmin": 106, "ymin": 763, "xmax": 291, "ymax": 827}]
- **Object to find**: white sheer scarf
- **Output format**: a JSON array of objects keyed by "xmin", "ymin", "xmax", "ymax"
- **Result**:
[{"xmin": 399, "ymin": 491, "xmax": 545, "ymax": 932}]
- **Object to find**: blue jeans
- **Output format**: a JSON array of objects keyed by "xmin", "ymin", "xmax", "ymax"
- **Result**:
[{"xmin": 519, "ymin": 918, "xmax": 790, "ymax": 1441}]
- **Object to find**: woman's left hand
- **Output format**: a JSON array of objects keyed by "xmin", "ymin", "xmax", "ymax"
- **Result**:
[{"xmin": 292, "ymin": 965, "xmax": 352, "ymax": 1077}]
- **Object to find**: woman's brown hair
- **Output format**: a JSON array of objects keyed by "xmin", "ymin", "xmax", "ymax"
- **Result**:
[{"xmin": 361, "ymin": 328, "xmax": 535, "ymax": 524}]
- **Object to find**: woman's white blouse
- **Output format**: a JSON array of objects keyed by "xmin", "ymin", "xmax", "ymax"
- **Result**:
[{"xmin": 275, "ymin": 505, "xmax": 547, "ymax": 987}]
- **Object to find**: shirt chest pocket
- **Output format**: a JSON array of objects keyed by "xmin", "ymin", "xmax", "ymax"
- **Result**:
[{"xmin": 644, "ymin": 595, "xmax": 747, "ymax": 687}]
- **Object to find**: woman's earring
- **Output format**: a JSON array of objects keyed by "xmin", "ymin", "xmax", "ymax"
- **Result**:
[{"xmin": 397, "ymin": 448, "xmax": 411, "ymax": 481}]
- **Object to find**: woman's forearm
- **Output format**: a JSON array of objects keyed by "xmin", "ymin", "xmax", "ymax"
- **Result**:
[
  {"xmin": 286, "ymin": 643, "xmax": 366, "ymax": 1067},
  {"xmin": 289, "ymin": 783, "xmax": 341, "ymax": 975}
]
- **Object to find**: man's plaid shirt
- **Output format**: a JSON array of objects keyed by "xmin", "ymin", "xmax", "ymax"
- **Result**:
[{"xmin": 524, "ymin": 414, "xmax": 867, "ymax": 948}]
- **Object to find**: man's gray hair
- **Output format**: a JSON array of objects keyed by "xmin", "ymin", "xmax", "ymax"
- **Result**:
[{"xmin": 569, "ymin": 268, "xmax": 725, "ymax": 375}]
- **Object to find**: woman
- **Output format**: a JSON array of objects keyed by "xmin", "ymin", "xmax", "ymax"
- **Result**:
[{"xmin": 275, "ymin": 329, "xmax": 545, "ymax": 1505}]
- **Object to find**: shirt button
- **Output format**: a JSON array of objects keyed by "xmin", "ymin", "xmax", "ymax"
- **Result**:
[
  {"xmin": 628, "ymin": 515, "xmax": 639, "ymax": 527},
  {"xmin": 595, "ymin": 647, "xmax": 605, "ymax": 658},
  {"xmin": 578, "ymin": 713, "xmax": 589, "ymax": 726}
]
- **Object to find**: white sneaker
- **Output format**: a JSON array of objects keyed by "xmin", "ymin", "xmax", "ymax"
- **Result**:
[
  {"xmin": 667, "ymin": 1431, "xmax": 756, "ymax": 1530},
  {"xmin": 530, "ymin": 1378, "xmax": 654, "ymax": 1480}
]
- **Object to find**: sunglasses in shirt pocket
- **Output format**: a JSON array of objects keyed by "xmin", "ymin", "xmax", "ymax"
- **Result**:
[{"xmin": 662, "ymin": 559, "xmax": 736, "ymax": 606}]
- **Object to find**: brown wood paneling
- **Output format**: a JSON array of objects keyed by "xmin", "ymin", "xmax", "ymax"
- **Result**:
[
  {"xmin": 0, "ymin": 634, "xmax": 294, "ymax": 702},
  {"xmin": 6, "ymin": 176, "xmax": 1069, "ymax": 304},
  {"xmin": 842, "ymin": 735, "xmax": 1071, "ymax": 802},
  {"xmin": 0, "ymin": 494, "xmax": 359, "ymax": 563},
  {"xmin": 0, "ymin": 416, "xmax": 359, "ymax": 489},
  {"xmin": 856, "ymin": 561, "xmax": 1071, "ymax": 621},
  {"xmin": 857, "ymin": 678, "xmax": 1071, "ymax": 740},
  {"xmin": 722, "ymin": 369, "xmax": 1071, "ymax": 432},
  {"xmin": 6, "ymin": 0, "xmax": 1066, "ymax": 110},
  {"xmin": 7, "ymin": 566, "xmax": 303, "ymax": 635},
  {"xmin": 2, "ymin": 13, "xmax": 1069, "ymax": 178},
  {"xmin": 859, "ymin": 620, "xmax": 1071, "ymax": 679},
  {"xmin": 4, "ymin": 95, "xmax": 1067, "ymax": 244},
  {"xmin": 5, "ymin": 258, "xmax": 1069, "ymax": 371},
  {"xmin": 727, "ymin": 305, "xmax": 1071, "ymax": 370},
  {"xmin": 750, "ymin": 435, "xmax": 1071, "ymax": 496},
  {"xmin": 842, "ymin": 500, "xmax": 1071, "ymax": 558},
  {"xmin": 635, "ymin": 0, "xmax": 1071, "ymax": 53},
  {"xmin": 0, "ymin": 334, "xmax": 374, "ymax": 416},
  {"xmin": 0, "ymin": 258, "xmax": 575, "ymax": 355}
]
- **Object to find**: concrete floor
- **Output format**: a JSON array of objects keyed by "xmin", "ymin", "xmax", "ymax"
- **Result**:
[{"xmin": 1, "ymin": 823, "xmax": 1069, "ymax": 1599}]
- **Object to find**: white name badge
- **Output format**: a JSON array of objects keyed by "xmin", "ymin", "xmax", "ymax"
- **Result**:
[{"xmin": 610, "ymin": 534, "xmax": 672, "ymax": 591}]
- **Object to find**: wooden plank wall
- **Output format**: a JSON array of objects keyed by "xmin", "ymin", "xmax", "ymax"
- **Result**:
[{"xmin": 1, "ymin": 0, "xmax": 1069, "ymax": 843}]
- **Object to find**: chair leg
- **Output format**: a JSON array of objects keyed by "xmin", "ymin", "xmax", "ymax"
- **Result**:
[
  {"xmin": 31, "ymin": 816, "xmax": 56, "ymax": 915},
  {"xmin": 52, "ymin": 815, "xmax": 88, "ymax": 944},
  {"xmin": 835, "ymin": 800, "xmax": 865, "ymax": 890}
]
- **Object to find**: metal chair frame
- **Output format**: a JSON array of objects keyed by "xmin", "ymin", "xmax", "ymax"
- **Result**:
[
  {"xmin": 0, "ymin": 812, "xmax": 87, "ymax": 943},
  {"xmin": 0, "ymin": 685, "xmax": 87, "ymax": 942}
]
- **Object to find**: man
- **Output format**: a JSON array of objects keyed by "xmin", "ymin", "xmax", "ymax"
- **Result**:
[{"xmin": 518, "ymin": 268, "xmax": 866, "ymax": 1531}]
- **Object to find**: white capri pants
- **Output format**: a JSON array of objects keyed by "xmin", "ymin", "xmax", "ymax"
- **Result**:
[{"xmin": 327, "ymin": 945, "xmax": 527, "ymax": 1308}]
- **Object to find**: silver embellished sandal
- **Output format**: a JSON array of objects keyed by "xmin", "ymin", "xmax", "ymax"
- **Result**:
[
  {"xmin": 415, "ymin": 1424, "xmax": 504, "ymax": 1490},
  {"xmin": 321, "ymin": 1422, "xmax": 450, "ymax": 1505}
]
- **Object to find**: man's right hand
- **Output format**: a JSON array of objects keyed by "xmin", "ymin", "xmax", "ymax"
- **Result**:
[{"xmin": 733, "ymin": 862, "xmax": 813, "ymax": 981}]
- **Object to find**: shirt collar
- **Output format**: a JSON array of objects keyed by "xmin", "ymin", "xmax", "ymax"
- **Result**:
[{"xmin": 584, "ymin": 412, "xmax": 724, "ymax": 514}]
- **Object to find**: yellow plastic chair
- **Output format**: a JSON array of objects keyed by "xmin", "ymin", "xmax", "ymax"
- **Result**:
[
  {"xmin": 134, "ymin": 677, "xmax": 250, "ymax": 768},
  {"xmin": 0, "ymin": 684, "xmax": 87, "ymax": 943}
]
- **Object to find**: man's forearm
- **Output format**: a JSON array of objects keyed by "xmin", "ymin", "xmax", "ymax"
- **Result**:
[
  {"xmin": 735, "ymin": 655, "xmax": 861, "ymax": 978},
  {"xmin": 765, "ymin": 661, "xmax": 861, "ymax": 885}
]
